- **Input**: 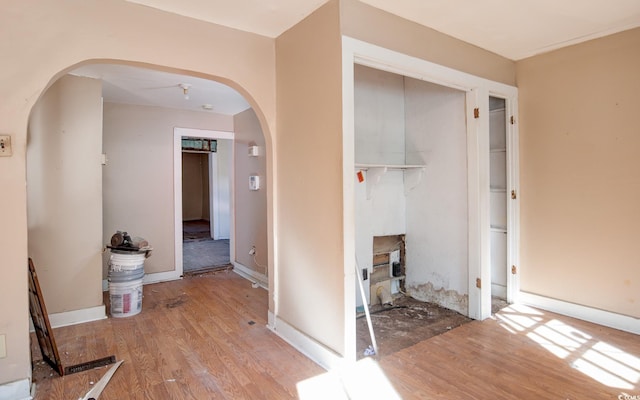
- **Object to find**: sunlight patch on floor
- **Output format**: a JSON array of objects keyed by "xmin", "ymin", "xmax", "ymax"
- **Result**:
[
  {"xmin": 297, "ymin": 358, "xmax": 401, "ymax": 400},
  {"xmin": 496, "ymin": 304, "xmax": 639, "ymax": 391}
]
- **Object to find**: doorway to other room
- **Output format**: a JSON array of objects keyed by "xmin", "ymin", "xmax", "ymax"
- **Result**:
[{"xmin": 181, "ymin": 135, "xmax": 233, "ymax": 273}]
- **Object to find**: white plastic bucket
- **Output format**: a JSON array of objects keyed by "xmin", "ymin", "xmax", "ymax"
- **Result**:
[
  {"xmin": 108, "ymin": 267, "xmax": 144, "ymax": 283},
  {"xmin": 109, "ymin": 278, "xmax": 143, "ymax": 318},
  {"xmin": 109, "ymin": 252, "xmax": 145, "ymax": 272}
]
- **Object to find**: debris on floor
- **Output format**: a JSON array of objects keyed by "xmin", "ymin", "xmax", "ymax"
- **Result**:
[{"xmin": 356, "ymin": 294, "xmax": 472, "ymax": 358}]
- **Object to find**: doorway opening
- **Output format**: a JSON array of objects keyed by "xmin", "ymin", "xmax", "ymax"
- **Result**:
[
  {"xmin": 174, "ymin": 128, "xmax": 236, "ymax": 277},
  {"xmin": 181, "ymin": 136, "xmax": 233, "ymax": 273}
]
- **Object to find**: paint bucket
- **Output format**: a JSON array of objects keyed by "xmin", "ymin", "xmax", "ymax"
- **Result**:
[
  {"xmin": 108, "ymin": 250, "xmax": 145, "ymax": 317},
  {"xmin": 108, "ymin": 278, "xmax": 143, "ymax": 318},
  {"xmin": 109, "ymin": 251, "xmax": 145, "ymax": 273}
]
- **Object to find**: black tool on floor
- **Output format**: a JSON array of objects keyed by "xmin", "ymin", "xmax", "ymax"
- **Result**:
[{"xmin": 29, "ymin": 258, "xmax": 117, "ymax": 376}]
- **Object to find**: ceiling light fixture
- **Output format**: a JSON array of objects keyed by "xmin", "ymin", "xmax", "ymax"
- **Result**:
[
  {"xmin": 179, "ymin": 83, "xmax": 192, "ymax": 100},
  {"xmin": 202, "ymin": 104, "xmax": 213, "ymax": 111}
]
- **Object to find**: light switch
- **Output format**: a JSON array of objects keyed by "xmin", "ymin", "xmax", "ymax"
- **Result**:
[
  {"xmin": 0, "ymin": 334, "xmax": 6, "ymax": 358},
  {"xmin": 0, "ymin": 135, "xmax": 12, "ymax": 157},
  {"xmin": 249, "ymin": 175, "xmax": 260, "ymax": 191}
]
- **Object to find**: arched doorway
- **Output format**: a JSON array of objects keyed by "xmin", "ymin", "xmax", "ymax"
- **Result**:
[{"xmin": 26, "ymin": 61, "xmax": 271, "ymax": 325}]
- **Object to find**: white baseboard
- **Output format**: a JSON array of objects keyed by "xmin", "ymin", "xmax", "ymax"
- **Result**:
[
  {"xmin": 267, "ymin": 312, "xmax": 343, "ymax": 371},
  {"xmin": 48, "ymin": 305, "xmax": 107, "ymax": 329},
  {"xmin": 0, "ymin": 378, "xmax": 32, "ymax": 400},
  {"xmin": 518, "ymin": 292, "xmax": 640, "ymax": 335},
  {"xmin": 143, "ymin": 270, "xmax": 182, "ymax": 285},
  {"xmin": 232, "ymin": 262, "xmax": 268, "ymax": 289}
]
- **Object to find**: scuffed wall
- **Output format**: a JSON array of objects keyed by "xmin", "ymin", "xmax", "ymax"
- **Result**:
[
  {"xmin": 516, "ymin": 28, "xmax": 640, "ymax": 318},
  {"xmin": 27, "ymin": 75, "xmax": 104, "ymax": 315}
]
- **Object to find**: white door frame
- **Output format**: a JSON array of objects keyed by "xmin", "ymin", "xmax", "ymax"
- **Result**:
[
  {"xmin": 210, "ymin": 151, "xmax": 219, "ymax": 239},
  {"xmin": 341, "ymin": 37, "xmax": 519, "ymax": 343},
  {"xmin": 174, "ymin": 127, "xmax": 234, "ymax": 277}
]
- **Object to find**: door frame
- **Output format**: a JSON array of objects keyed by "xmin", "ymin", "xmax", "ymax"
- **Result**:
[
  {"xmin": 341, "ymin": 37, "xmax": 520, "ymax": 356},
  {"xmin": 174, "ymin": 127, "xmax": 234, "ymax": 277},
  {"xmin": 485, "ymin": 93, "xmax": 521, "ymax": 309}
]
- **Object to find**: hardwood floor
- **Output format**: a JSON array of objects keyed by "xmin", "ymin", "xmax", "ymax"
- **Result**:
[
  {"xmin": 379, "ymin": 304, "xmax": 640, "ymax": 399},
  {"xmin": 31, "ymin": 270, "xmax": 323, "ymax": 399},
  {"xmin": 32, "ymin": 272, "xmax": 639, "ymax": 399}
]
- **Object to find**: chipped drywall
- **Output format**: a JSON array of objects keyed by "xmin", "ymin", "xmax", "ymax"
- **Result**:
[{"xmin": 407, "ymin": 281, "xmax": 469, "ymax": 316}]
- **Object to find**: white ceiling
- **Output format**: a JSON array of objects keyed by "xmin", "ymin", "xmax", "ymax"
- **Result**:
[
  {"xmin": 73, "ymin": 0, "xmax": 640, "ymax": 115},
  {"xmin": 127, "ymin": 0, "xmax": 640, "ymax": 60},
  {"xmin": 71, "ymin": 64, "xmax": 250, "ymax": 115}
]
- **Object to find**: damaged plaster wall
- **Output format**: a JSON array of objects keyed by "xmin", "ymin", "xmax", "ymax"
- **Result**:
[
  {"xmin": 354, "ymin": 65, "xmax": 469, "ymax": 315},
  {"xmin": 354, "ymin": 64, "xmax": 406, "ymax": 306},
  {"xmin": 404, "ymin": 78, "xmax": 469, "ymax": 315},
  {"xmin": 407, "ymin": 282, "xmax": 469, "ymax": 315}
]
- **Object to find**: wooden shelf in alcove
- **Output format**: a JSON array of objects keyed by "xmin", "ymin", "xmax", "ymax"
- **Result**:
[{"xmin": 355, "ymin": 163, "xmax": 426, "ymax": 199}]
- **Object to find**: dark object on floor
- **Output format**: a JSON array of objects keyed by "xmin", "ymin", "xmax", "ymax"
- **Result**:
[
  {"xmin": 64, "ymin": 355, "xmax": 117, "ymax": 375},
  {"xmin": 183, "ymin": 264, "xmax": 233, "ymax": 276},
  {"xmin": 356, "ymin": 294, "xmax": 472, "ymax": 359},
  {"xmin": 28, "ymin": 258, "xmax": 64, "ymax": 376},
  {"xmin": 29, "ymin": 258, "xmax": 116, "ymax": 376}
]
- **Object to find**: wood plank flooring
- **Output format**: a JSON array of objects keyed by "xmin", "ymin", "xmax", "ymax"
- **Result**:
[
  {"xmin": 380, "ymin": 304, "xmax": 640, "ymax": 399},
  {"xmin": 32, "ymin": 271, "xmax": 639, "ymax": 399},
  {"xmin": 31, "ymin": 270, "xmax": 323, "ymax": 399}
]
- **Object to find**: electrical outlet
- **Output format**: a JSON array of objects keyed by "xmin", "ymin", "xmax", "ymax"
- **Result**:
[
  {"xmin": 0, "ymin": 135, "xmax": 12, "ymax": 156},
  {"xmin": 249, "ymin": 246, "xmax": 256, "ymax": 256},
  {"xmin": 0, "ymin": 334, "xmax": 6, "ymax": 358}
]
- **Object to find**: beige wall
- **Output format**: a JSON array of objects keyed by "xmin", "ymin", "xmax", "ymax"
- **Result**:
[
  {"xmin": 0, "ymin": 1, "xmax": 275, "ymax": 386},
  {"xmin": 103, "ymin": 102, "xmax": 233, "ymax": 276},
  {"xmin": 517, "ymin": 28, "xmax": 640, "ymax": 318},
  {"xmin": 27, "ymin": 75, "xmax": 104, "ymax": 315},
  {"xmin": 339, "ymin": 0, "xmax": 515, "ymax": 86},
  {"xmin": 182, "ymin": 152, "xmax": 209, "ymax": 221},
  {"xmin": 234, "ymin": 109, "xmax": 268, "ymax": 271},
  {"xmin": 276, "ymin": 0, "xmax": 346, "ymax": 354}
]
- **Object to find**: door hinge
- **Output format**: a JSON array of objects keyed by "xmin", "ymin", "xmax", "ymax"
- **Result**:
[
  {"xmin": 511, "ymin": 265, "xmax": 517, "ymax": 275},
  {"xmin": 474, "ymin": 108, "xmax": 480, "ymax": 119},
  {"xmin": 510, "ymin": 115, "xmax": 516, "ymax": 125},
  {"xmin": 476, "ymin": 278, "xmax": 482, "ymax": 289},
  {"xmin": 511, "ymin": 189, "xmax": 517, "ymax": 200}
]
